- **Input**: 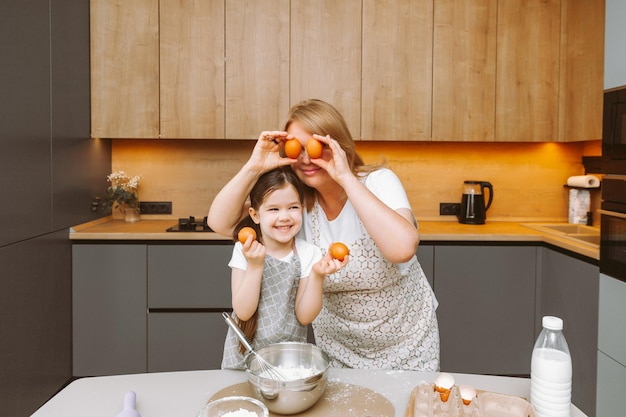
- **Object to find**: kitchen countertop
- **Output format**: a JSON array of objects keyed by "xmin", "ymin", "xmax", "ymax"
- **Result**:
[
  {"xmin": 30, "ymin": 368, "xmax": 587, "ymax": 417},
  {"xmin": 69, "ymin": 217, "xmax": 600, "ymax": 260}
]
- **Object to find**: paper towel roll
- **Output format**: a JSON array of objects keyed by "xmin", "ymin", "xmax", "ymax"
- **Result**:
[{"xmin": 566, "ymin": 175, "xmax": 600, "ymax": 188}]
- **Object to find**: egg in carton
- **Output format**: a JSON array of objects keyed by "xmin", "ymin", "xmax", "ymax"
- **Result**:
[{"xmin": 405, "ymin": 373, "xmax": 535, "ymax": 417}]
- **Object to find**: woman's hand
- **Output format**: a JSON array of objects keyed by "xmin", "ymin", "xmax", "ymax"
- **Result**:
[
  {"xmin": 308, "ymin": 134, "xmax": 355, "ymax": 186},
  {"xmin": 247, "ymin": 130, "xmax": 297, "ymax": 174},
  {"xmin": 207, "ymin": 129, "xmax": 295, "ymax": 236}
]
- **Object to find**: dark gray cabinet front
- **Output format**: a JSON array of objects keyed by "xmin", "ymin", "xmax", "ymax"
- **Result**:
[
  {"xmin": 147, "ymin": 244, "xmax": 233, "ymax": 372},
  {"xmin": 538, "ymin": 247, "xmax": 599, "ymax": 417},
  {"xmin": 433, "ymin": 245, "xmax": 537, "ymax": 376},
  {"xmin": 72, "ymin": 244, "xmax": 147, "ymax": 376},
  {"xmin": 148, "ymin": 244, "xmax": 232, "ymax": 308},
  {"xmin": 73, "ymin": 242, "xmax": 234, "ymax": 376},
  {"xmin": 148, "ymin": 312, "xmax": 227, "ymax": 372}
]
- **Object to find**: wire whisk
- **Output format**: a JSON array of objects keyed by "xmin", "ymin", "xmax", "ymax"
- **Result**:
[{"xmin": 222, "ymin": 311, "xmax": 286, "ymax": 381}]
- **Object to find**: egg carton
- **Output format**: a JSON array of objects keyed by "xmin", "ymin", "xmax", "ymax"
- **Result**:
[{"xmin": 405, "ymin": 383, "xmax": 535, "ymax": 417}]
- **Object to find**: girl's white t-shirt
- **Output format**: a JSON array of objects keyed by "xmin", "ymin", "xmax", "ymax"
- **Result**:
[
  {"xmin": 228, "ymin": 237, "xmax": 322, "ymax": 279},
  {"xmin": 301, "ymin": 168, "xmax": 414, "ymax": 250}
]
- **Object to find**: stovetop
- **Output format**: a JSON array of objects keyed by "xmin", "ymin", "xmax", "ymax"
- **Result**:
[{"xmin": 166, "ymin": 216, "xmax": 214, "ymax": 232}]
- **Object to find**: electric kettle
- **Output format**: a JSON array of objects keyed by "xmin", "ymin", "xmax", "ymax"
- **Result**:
[{"xmin": 457, "ymin": 181, "xmax": 493, "ymax": 224}]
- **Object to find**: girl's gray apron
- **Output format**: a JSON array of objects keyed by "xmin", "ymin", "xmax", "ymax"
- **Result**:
[
  {"xmin": 221, "ymin": 253, "xmax": 306, "ymax": 370},
  {"xmin": 310, "ymin": 204, "xmax": 440, "ymax": 370}
]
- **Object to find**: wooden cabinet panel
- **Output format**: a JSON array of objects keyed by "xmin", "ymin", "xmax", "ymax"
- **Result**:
[
  {"xmin": 160, "ymin": 0, "xmax": 224, "ymax": 139},
  {"xmin": 290, "ymin": 0, "xmax": 362, "ymax": 139},
  {"xmin": 432, "ymin": 0, "xmax": 496, "ymax": 141},
  {"xmin": 361, "ymin": 0, "xmax": 433, "ymax": 141},
  {"xmin": 496, "ymin": 0, "xmax": 560, "ymax": 142},
  {"xmin": 225, "ymin": 0, "xmax": 290, "ymax": 139},
  {"xmin": 557, "ymin": 0, "xmax": 604, "ymax": 142},
  {"xmin": 90, "ymin": 0, "xmax": 159, "ymax": 138}
]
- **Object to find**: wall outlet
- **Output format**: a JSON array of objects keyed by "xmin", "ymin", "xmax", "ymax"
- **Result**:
[
  {"xmin": 139, "ymin": 201, "xmax": 172, "ymax": 215},
  {"xmin": 440, "ymin": 202, "xmax": 460, "ymax": 216}
]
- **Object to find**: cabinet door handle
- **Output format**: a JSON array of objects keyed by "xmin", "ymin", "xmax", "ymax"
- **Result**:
[{"xmin": 599, "ymin": 209, "xmax": 626, "ymax": 219}]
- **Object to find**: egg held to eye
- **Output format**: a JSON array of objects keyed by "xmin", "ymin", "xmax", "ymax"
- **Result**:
[
  {"xmin": 305, "ymin": 138, "xmax": 323, "ymax": 159},
  {"xmin": 284, "ymin": 139, "xmax": 302, "ymax": 159},
  {"xmin": 237, "ymin": 227, "xmax": 257, "ymax": 244},
  {"xmin": 329, "ymin": 242, "xmax": 350, "ymax": 261}
]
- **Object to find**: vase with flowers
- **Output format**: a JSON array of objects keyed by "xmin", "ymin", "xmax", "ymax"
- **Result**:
[{"xmin": 99, "ymin": 170, "xmax": 142, "ymax": 222}]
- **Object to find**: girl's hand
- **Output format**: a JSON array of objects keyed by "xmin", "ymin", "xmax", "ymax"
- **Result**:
[
  {"xmin": 247, "ymin": 131, "xmax": 296, "ymax": 174},
  {"xmin": 241, "ymin": 237, "xmax": 265, "ymax": 268},
  {"xmin": 312, "ymin": 252, "xmax": 348, "ymax": 276},
  {"xmin": 308, "ymin": 134, "xmax": 355, "ymax": 186}
]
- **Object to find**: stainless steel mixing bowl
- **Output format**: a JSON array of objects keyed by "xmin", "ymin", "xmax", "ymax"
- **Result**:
[{"xmin": 245, "ymin": 342, "xmax": 330, "ymax": 415}]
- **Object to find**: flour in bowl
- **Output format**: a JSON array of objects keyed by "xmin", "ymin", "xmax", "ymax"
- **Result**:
[
  {"xmin": 259, "ymin": 365, "xmax": 319, "ymax": 380},
  {"xmin": 221, "ymin": 409, "xmax": 259, "ymax": 417}
]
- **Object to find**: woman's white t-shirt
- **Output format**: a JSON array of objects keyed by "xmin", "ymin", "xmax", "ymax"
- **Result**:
[
  {"xmin": 229, "ymin": 237, "xmax": 322, "ymax": 278},
  {"xmin": 300, "ymin": 167, "xmax": 414, "ymax": 252}
]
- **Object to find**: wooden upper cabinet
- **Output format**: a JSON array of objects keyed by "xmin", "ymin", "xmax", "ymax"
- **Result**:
[
  {"xmin": 496, "ymin": 0, "xmax": 561, "ymax": 142},
  {"xmin": 432, "ymin": 0, "xmax": 497, "ymax": 142},
  {"xmin": 160, "ymin": 0, "xmax": 224, "ymax": 139},
  {"xmin": 90, "ymin": 0, "xmax": 603, "ymax": 142},
  {"xmin": 90, "ymin": 0, "xmax": 159, "ymax": 138},
  {"xmin": 558, "ymin": 0, "xmax": 604, "ymax": 142},
  {"xmin": 225, "ymin": 0, "xmax": 290, "ymax": 139},
  {"xmin": 361, "ymin": 0, "xmax": 433, "ymax": 141},
  {"xmin": 290, "ymin": 0, "xmax": 362, "ymax": 140}
]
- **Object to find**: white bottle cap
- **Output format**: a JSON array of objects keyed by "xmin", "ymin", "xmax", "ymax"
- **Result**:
[{"xmin": 542, "ymin": 316, "xmax": 563, "ymax": 330}]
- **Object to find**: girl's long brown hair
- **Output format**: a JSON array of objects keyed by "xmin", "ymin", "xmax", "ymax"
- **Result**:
[{"xmin": 232, "ymin": 167, "xmax": 305, "ymax": 354}]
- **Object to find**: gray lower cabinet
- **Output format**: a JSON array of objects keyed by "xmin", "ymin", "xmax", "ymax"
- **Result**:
[
  {"xmin": 538, "ymin": 247, "xmax": 599, "ymax": 417},
  {"xmin": 73, "ymin": 242, "xmax": 233, "ymax": 376},
  {"xmin": 73, "ymin": 244, "xmax": 147, "ymax": 376},
  {"xmin": 432, "ymin": 245, "xmax": 537, "ymax": 376},
  {"xmin": 147, "ymin": 244, "xmax": 233, "ymax": 372},
  {"xmin": 416, "ymin": 244, "xmax": 434, "ymax": 288},
  {"xmin": 147, "ymin": 312, "xmax": 227, "ymax": 372},
  {"xmin": 596, "ymin": 274, "xmax": 626, "ymax": 417}
]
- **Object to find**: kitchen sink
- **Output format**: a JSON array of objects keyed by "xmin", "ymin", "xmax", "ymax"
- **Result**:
[
  {"xmin": 569, "ymin": 234, "xmax": 601, "ymax": 245},
  {"xmin": 533, "ymin": 224, "xmax": 598, "ymax": 234},
  {"xmin": 522, "ymin": 223, "xmax": 600, "ymax": 248}
]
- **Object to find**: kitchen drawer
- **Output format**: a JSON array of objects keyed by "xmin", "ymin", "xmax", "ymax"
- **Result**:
[
  {"xmin": 148, "ymin": 244, "xmax": 233, "ymax": 308},
  {"xmin": 147, "ymin": 312, "xmax": 227, "ymax": 372}
]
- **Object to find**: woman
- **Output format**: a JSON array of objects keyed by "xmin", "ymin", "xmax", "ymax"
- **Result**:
[{"xmin": 208, "ymin": 99, "xmax": 439, "ymax": 370}]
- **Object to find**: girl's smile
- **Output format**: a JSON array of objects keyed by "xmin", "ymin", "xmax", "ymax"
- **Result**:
[{"xmin": 249, "ymin": 184, "xmax": 303, "ymax": 252}]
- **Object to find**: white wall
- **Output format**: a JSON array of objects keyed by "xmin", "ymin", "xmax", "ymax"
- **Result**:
[{"xmin": 605, "ymin": 0, "xmax": 626, "ymax": 89}]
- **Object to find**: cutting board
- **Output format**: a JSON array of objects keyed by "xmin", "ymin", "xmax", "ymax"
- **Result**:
[{"xmin": 210, "ymin": 381, "xmax": 394, "ymax": 416}]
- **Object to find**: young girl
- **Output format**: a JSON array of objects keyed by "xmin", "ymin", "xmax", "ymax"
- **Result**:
[{"xmin": 221, "ymin": 167, "xmax": 346, "ymax": 369}]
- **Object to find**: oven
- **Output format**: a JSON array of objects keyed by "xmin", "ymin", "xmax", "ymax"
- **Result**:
[{"xmin": 600, "ymin": 175, "xmax": 626, "ymax": 282}]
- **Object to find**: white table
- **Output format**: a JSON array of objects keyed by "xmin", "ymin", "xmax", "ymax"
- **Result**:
[{"xmin": 31, "ymin": 369, "xmax": 587, "ymax": 417}]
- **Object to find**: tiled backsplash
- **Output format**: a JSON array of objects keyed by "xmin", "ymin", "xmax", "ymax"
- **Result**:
[{"xmin": 111, "ymin": 139, "xmax": 602, "ymax": 223}]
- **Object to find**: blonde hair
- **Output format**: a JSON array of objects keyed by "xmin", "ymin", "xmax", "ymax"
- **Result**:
[{"xmin": 283, "ymin": 99, "xmax": 384, "ymax": 175}]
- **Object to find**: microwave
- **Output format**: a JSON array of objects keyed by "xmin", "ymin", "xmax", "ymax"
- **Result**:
[{"xmin": 602, "ymin": 86, "xmax": 626, "ymax": 175}]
